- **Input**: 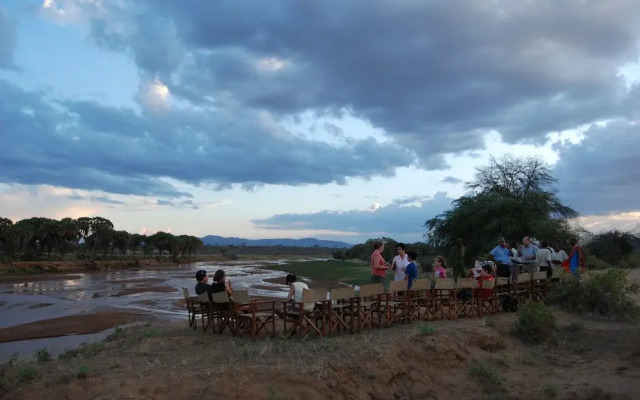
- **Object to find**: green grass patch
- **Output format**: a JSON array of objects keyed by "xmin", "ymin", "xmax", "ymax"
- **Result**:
[
  {"xmin": 262, "ymin": 260, "xmax": 377, "ymax": 286},
  {"xmin": 77, "ymin": 365, "xmax": 90, "ymax": 379},
  {"xmin": 541, "ymin": 382, "xmax": 559, "ymax": 398},
  {"xmin": 417, "ymin": 323, "xmax": 436, "ymax": 336},
  {"xmin": 17, "ymin": 364, "xmax": 37, "ymax": 383}
]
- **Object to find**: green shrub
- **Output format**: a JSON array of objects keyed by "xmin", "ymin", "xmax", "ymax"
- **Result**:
[
  {"xmin": 548, "ymin": 269, "xmax": 640, "ymax": 320},
  {"xmin": 418, "ymin": 323, "xmax": 436, "ymax": 336},
  {"xmin": 34, "ymin": 348, "xmax": 52, "ymax": 363},
  {"xmin": 512, "ymin": 301, "xmax": 556, "ymax": 344},
  {"xmin": 620, "ymin": 254, "xmax": 640, "ymax": 269},
  {"xmin": 541, "ymin": 383, "xmax": 559, "ymax": 398},
  {"xmin": 17, "ymin": 364, "xmax": 37, "ymax": 382},
  {"xmin": 584, "ymin": 255, "xmax": 611, "ymax": 271},
  {"xmin": 469, "ymin": 360, "xmax": 502, "ymax": 387},
  {"xmin": 77, "ymin": 365, "xmax": 90, "ymax": 379}
]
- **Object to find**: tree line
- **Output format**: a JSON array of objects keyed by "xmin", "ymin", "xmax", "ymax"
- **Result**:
[{"xmin": 0, "ymin": 216, "xmax": 203, "ymax": 261}]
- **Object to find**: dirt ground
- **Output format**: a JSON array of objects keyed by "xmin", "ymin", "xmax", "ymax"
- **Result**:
[
  {"xmin": 1, "ymin": 308, "xmax": 638, "ymax": 400},
  {"xmin": 0, "ymin": 312, "xmax": 142, "ymax": 343}
]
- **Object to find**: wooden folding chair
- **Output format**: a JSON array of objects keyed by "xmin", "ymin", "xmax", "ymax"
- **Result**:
[
  {"xmin": 477, "ymin": 279, "xmax": 496, "ymax": 316},
  {"xmin": 233, "ymin": 290, "xmax": 277, "ymax": 340},
  {"xmin": 456, "ymin": 278, "xmax": 478, "ymax": 318},
  {"xmin": 197, "ymin": 292, "xmax": 215, "ymax": 333},
  {"xmin": 327, "ymin": 287, "xmax": 357, "ymax": 336},
  {"xmin": 385, "ymin": 280, "xmax": 410, "ymax": 325},
  {"xmin": 409, "ymin": 278, "xmax": 433, "ymax": 321},
  {"xmin": 356, "ymin": 283, "xmax": 385, "ymax": 332},
  {"xmin": 282, "ymin": 288, "xmax": 328, "ymax": 337},
  {"xmin": 531, "ymin": 272, "xmax": 548, "ymax": 301},
  {"xmin": 433, "ymin": 278, "xmax": 457, "ymax": 320},
  {"xmin": 515, "ymin": 273, "xmax": 532, "ymax": 304},
  {"xmin": 212, "ymin": 291, "xmax": 235, "ymax": 335},
  {"xmin": 182, "ymin": 287, "xmax": 203, "ymax": 330}
]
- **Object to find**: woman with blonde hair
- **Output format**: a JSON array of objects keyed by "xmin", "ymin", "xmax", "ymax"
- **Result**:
[{"xmin": 370, "ymin": 241, "xmax": 390, "ymax": 283}]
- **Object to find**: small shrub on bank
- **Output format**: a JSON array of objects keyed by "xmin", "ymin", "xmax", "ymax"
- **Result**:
[
  {"xmin": 512, "ymin": 301, "xmax": 557, "ymax": 344},
  {"xmin": 417, "ymin": 323, "xmax": 436, "ymax": 336},
  {"xmin": 34, "ymin": 348, "xmax": 52, "ymax": 363},
  {"xmin": 548, "ymin": 269, "xmax": 640, "ymax": 320},
  {"xmin": 469, "ymin": 360, "xmax": 502, "ymax": 388},
  {"xmin": 77, "ymin": 365, "xmax": 89, "ymax": 379},
  {"xmin": 541, "ymin": 383, "xmax": 559, "ymax": 398},
  {"xmin": 17, "ymin": 364, "xmax": 37, "ymax": 383},
  {"xmin": 584, "ymin": 255, "xmax": 611, "ymax": 271}
]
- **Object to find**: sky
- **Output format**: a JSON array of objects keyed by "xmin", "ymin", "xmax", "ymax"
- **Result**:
[{"xmin": 1, "ymin": 0, "xmax": 639, "ymax": 244}]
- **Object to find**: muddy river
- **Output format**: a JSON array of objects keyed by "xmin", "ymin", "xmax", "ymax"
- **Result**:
[{"xmin": 0, "ymin": 259, "xmax": 314, "ymax": 362}]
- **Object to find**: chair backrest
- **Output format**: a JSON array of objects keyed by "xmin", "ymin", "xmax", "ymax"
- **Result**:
[
  {"xmin": 329, "ymin": 286, "xmax": 355, "ymax": 301},
  {"xmin": 359, "ymin": 283, "xmax": 384, "ymax": 298},
  {"xmin": 482, "ymin": 279, "xmax": 496, "ymax": 289},
  {"xmin": 302, "ymin": 288, "xmax": 328, "ymax": 304},
  {"xmin": 182, "ymin": 287, "xmax": 190, "ymax": 301},
  {"xmin": 517, "ymin": 273, "xmax": 531, "ymax": 283},
  {"xmin": 434, "ymin": 278, "xmax": 456, "ymax": 290},
  {"xmin": 496, "ymin": 277, "xmax": 509, "ymax": 286},
  {"xmin": 232, "ymin": 289, "xmax": 251, "ymax": 305},
  {"xmin": 412, "ymin": 278, "xmax": 431, "ymax": 290},
  {"xmin": 197, "ymin": 292, "xmax": 210, "ymax": 304},
  {"xmin": 211, "ymin": 291, "xmax": 230, "ymax": 304},
  {"xmin": 456, "ymin": 278, "xmax": 477, "ymax": 289},
  {"xmin": 389, "ymin": 280, "xmax": 407, "ymax": 293},
  {"xmin": 532, "ymin": 272, "xmax": 547, "ymax": 281}
]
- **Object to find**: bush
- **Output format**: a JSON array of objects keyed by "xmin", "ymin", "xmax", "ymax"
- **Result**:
[
  {"xmin": 34, "ymin": 348, "xmax": 52, "ymax": 363},
  {"xmin": 512, "ymin": 301, "xmax": 556, "ymax": 344},
  {"xmin": 417, "ymin": 323, "xmax": 435, "ymax": 336},
  {"xmin": 620, "ymin": 254, "xmax": 640, "ymax": 269},
  {"xmin": 469, "ymin": 360, "xmax": 502, "ymax": 387},
  {"xmin": 17, "ymin": 364, "xmax": 37, "ymax": 382},
  {"xmin": 584, "ymin": 255, "xmax": 611, "ymax": 271},
  {"xmin": 332, "ymin": 250, "xmax": 346, "ymax": 260},
  {"xmin": 417, "ymin": 256, "xmax": 433, "ymax": 273},
  {"xmin": 77, "ymin": 365, "xmax": 90, "ymax": 379},
  {"xmin": 548, "ymin": 269, "xmax": 640, "ymax": 320}
]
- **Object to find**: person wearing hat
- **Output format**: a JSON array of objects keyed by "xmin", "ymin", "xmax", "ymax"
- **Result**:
[
  {"xmin": 195, "ymin": 269, "xmax": 213, "ymax": 301},
  {"xmin": 490, "ymin": 237, "xmax": 512, "ymax": 278}
]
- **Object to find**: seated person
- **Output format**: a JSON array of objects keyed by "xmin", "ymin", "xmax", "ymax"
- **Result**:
[
  {"xmin": 475, "ymin": 264, "xmax": 495, "ymax": 298},
  {"xmin": 194, "ymin": 269, "xmax": 213, "ymax": 301},
  {"xmin": 284, "ymin": 273, "xmax": 314, "ymax": 312},
  {"xmin": 211, "ymin": 269, "xmax": 233, "ymax": 296}
]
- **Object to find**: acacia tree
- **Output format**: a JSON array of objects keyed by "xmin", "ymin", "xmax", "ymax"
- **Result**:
[
  {"xmin": 586, "ymin": 229, "xmax": 639, "ymax": 266},
  {"xmin": 425, "ymin": 156, "xmax": 580, "ymax": 260}
]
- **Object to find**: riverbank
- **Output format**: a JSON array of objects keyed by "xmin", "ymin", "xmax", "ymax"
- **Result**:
[{"xmin": 1, "ymin": 310, "xmax": 638, "ymax": 400}]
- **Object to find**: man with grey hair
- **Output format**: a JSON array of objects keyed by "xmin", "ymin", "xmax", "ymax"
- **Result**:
[{"xmin": 521, "ymin": 236, "xmax": 539, "ymax": 273}]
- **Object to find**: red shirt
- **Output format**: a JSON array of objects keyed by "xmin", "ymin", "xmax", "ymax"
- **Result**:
[
  {"xmin": 371, "ymin": 250, "xmax": 386, "ymax": 277},
  {"xmin": 476, "ymin": 275, "xmax": 495, "ymax": 298}
]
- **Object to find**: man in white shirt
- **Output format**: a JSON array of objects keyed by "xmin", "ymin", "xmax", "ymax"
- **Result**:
[
  {"xmin": 392, "ymin": 243, "xmax": 410, "ymax": 282},
  {"xmin": 551, "ymin": 244, "xmax": 568, "ymax": 264},
  {"xmin": 536, "ymin": 241, "xmax": 552, "ymax": 277}
]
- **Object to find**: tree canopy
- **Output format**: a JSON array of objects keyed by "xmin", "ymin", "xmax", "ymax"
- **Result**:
[
  {"xmin": 0, "ymin": 216, "xmax": 203, "ymax": 260},
  {"xmin": 425, "ymin": 155, "xmax": 580, "ymax": 260}
]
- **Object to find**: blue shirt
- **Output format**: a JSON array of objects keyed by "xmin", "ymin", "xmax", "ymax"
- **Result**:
[
  {"xmin": 405, "ymin": 262, "xmax": 418, "ymax": 289},
  {"xmin": 490, "ymin": 245, "xmax": 512, "ymax": 264},
  {"xmin": 521, "ymin": 244, "xmax": 539, "ymax": 263}
]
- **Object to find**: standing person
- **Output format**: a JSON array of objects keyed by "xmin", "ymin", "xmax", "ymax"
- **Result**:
[
  {"xmin": 490, "ymin": 237, "xmax": 512, "ymax": 278},
  {"xmin": 521, "ymin": 237, "xmax": 539, "ymax": 273},
  {"xmin": 536, "ymin": 242, "xmax": 552, "ymax": 277},
  {"xmin": 551, "ymin": 244, "xmax": 568, "ymax": 265},
  {"xmin": 392, "ymin": 243, "xmax": 410, "ymax": 282},
  {"xmin": 370, "ymin": 241, "xmax": 390, "ymax": 283},
  {"xmin": 563, "ymin": 239, "xmax": 585, "ymax": 275},
  {"xmin": 450, "ymin": 238, "xmax": 467, "ymax": 279},
  {"xmin": 404, "ymin": 250, "xmax": 419, "ymax": 289},
  {"xmin": 433, "ymin": 256, "xmax": 448, "ymax": 278}
]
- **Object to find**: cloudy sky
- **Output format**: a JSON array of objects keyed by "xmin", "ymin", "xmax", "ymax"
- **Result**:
[{"xmin": 1, "ymin": 0, "xmax": 639, "ymax": 244}]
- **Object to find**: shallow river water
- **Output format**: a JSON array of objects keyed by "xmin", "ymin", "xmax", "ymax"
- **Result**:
[{"xmin": 0, "ymin": 259, "xmax": 318, "ymax": 362}]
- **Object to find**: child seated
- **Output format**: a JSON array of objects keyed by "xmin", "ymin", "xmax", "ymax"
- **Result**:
[{"xmin": 475, "ymin": 264, "xmax": 495, "ymax": 298}]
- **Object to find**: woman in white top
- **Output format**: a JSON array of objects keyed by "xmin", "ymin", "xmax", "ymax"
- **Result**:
[{"xmin": 392, "ymin": 243, "xmax": 410, "ymax": 282}]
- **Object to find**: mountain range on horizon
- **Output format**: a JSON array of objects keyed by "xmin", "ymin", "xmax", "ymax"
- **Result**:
[{"xmin": 200, "ymin": 235, "xmax": 353, "ymax": 248}]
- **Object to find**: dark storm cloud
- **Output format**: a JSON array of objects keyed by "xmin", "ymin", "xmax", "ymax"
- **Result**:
[
  {"xmin": 82, "ymin": 0, "xmax": 640, "ymax": 166},
  {"xmin": 555, "ymin": 119, "xmax": 640, "ymax": 216},
  {"xmin": 253, "ymin": 192, "xmax": 454, "ymax": 241},
  {"xmin": 0, "ymin": 78, "xmax": 410, "ymax": 196}
]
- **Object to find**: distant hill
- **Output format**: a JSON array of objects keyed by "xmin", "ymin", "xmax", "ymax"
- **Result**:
[{"xmin": 200, "ymin": 235, "xmax": 353, "ymax": 248}]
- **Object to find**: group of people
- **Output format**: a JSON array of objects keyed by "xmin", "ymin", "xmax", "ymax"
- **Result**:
[
  {"xmin": 489, "ymin": 236, "xmax": 585, "ymax": 282},
  {"xmin": 370, "ymin": 242, "xmax": 421, "ymax": 289}
]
